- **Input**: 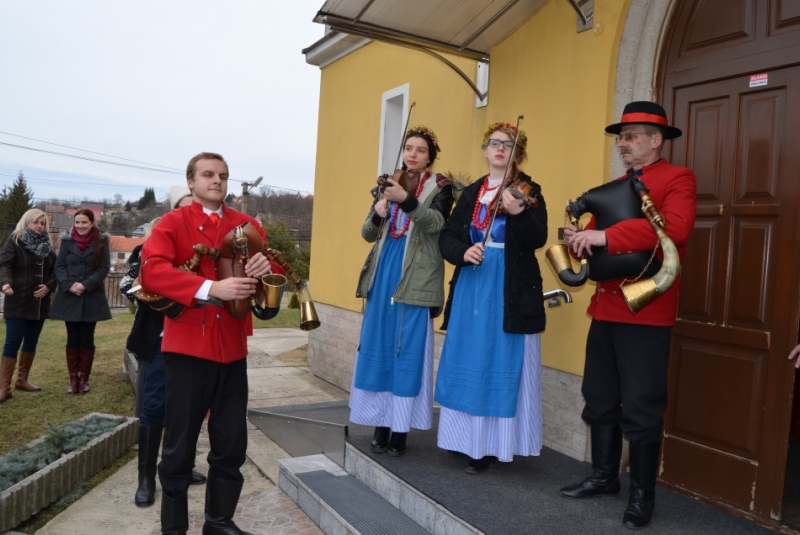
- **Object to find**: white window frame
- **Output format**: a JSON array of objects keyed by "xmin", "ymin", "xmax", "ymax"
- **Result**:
[{"xmin": 377, "ymin": 83, "xmax": 410, "ymax": 178}]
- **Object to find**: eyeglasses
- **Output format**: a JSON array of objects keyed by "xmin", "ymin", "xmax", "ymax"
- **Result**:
[
  {"xmin": 486, "ymin": 138, "xmax": 516, "ymax": 150},
  {"xmin": 614, "ymin": 132, "xmax": 651, "ymax": 144}
]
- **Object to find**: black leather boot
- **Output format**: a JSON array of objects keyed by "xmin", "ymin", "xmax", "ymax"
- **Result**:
[
  {"xmin": 623, "ymin": 440, "xmax": 660, "ymax": 530},
  {"xmin": 191, "ymin": 469, "xmax": 208, "ymax": 485},
  {"xmin": 387, "ymin": 431, "xmax": 407, "ymax": 457},
  {"xmin": 161, "ymin": 492, "xmax": 189, "ymax": 535},
  {"xmin": 370, "ymin": 426, "xmax": 391, "ymax": 454},
  {"xmin": 560, "ymin": 424, "xmax": 622, "ymax": 498},
  {"xmin": 135, "ymin": 425, "xmax": 163, "ymax": 507},
  {"xmin": 202, "ymin": 477, "xmax": 254, "ymax": 535},
  {"xmin": 465, "ymin": 456, "xmax": 496, "ymax": 474}
]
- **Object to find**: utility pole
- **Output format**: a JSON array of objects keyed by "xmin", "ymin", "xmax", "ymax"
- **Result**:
[{"xmin": 241, "ymin": 176, "xmax": 263, "ymax": 215}]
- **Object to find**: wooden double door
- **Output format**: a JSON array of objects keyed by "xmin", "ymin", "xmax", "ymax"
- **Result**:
[{"xmin": 658, "ymin": 0, "xmax": 800, "ymax": 524}]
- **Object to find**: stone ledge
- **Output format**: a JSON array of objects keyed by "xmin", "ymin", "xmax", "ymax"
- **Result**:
[{"xmin": 0, "ymin": 412, "xmax": 137, "ymax": 533}]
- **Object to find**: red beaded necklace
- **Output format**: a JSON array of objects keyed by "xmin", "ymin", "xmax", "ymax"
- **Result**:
[
  {"xmin": 390, "ymin": 172, "xmax": 430, "ymax": 238},
  {"xmin": 471, "ymin": 176, "xmax": 502, "ymax": 230}
]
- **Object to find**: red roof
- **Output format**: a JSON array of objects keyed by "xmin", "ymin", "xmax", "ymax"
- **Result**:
[{"xmin": 108, "ymin": 236, "xmax": 144, "ymax": 252}]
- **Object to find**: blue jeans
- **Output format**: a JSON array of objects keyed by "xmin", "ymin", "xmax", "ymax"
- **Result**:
[
  {"xmin": 140, "ymin": 342, "xmax": 166, "ymax": 427},
  {"xmin": 2, "ymin": 318, "xmax": 46, "ymax": 358}
]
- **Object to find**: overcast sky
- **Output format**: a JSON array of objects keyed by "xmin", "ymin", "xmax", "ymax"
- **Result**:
[{"xmin": 0, "ymin": 1, "xmax": 324, "ymax": 205}]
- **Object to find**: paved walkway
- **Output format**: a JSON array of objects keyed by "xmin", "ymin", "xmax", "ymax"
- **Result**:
[{"xmin": 26, "ymin": 328, "xmax": 348, "ymax": 535}]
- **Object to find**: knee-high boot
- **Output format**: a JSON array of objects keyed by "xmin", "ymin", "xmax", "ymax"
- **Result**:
[
  {"xmin": 16, "ymin": 351, "xmax": 41, "ymax": 391},
  {"xmin": 66, "ymin": 347, "xmax": 81, "ymax": 394},
  {"xmin": 623, "ymin": 440, "xmax": 661, "ymax": 530},
  {"xmin": 78, "ymin": 347, "xmax": 95, "ymax": 393},
  {"xmin": 202, "ymin": 477, "xmax": 254, "ymax": 535},
  {"xmin": 135, "ymin": 425, "xmax": 164, "ymax": 507},
  {"xmin": 161, "ymin": 491, "xmax": 189, "ymax": 535},
  {"xmin": 560, "ymin": 424, "xmax": 622, "ymax": 498},
  {"xmin": 0, "ymin": 356, "xmax": 15, "ymax": 402}
]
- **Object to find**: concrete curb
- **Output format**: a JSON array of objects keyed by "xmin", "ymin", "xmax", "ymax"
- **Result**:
[{"xmin": 0, "ymin": 413, "xmax": 137, "ymax": 532}]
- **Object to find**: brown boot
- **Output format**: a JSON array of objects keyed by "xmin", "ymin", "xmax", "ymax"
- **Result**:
[
  {"xmin": 0, "ymin": 356, "xmax": 15, "ymax": 402},
  {"xmin": 66, "ymin": 347, "xmax": 81, "ymax": 394},
  {"xmin": 78, "ymin": 347, "xmax": 95, "ymax": 394},
  {"xmin": 15, "ymin": 351, "xmax": 41, "ymax": 392}
]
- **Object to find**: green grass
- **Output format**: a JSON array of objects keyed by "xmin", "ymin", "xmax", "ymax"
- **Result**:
[{"xmin": 0, "ymin": 304, "xmax": 300, "ymax": 455}]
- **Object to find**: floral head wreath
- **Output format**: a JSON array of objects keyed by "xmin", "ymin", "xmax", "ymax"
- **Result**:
[
  {"xmin": 481, "ymin": 122, "xmax": 528, "ymax": 151},
  {"xmin": 406, "ymin": 125, "xmax": 441, "ymax": 153}
]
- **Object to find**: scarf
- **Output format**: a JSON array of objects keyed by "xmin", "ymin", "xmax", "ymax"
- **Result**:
[
  {"xmin": 71, "ymin": 226, "xmax": 93, "ymax": 253},
  {"xmin": 19, "ymin": 228, "xmax": 52, "ymax": 259}
]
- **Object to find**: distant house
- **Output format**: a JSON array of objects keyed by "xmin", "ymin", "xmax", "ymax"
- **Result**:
[
  {"xmin": 131, "ymin": 223, "xmax": 149, "ymax": 237},
  {"xmin": 108, "ymin": 236, "xmax": 144, "ymax": 269}
]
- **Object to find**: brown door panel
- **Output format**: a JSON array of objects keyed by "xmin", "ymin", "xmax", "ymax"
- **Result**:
[
  {"xmin": 661, "ymin": 435, "xmax": 758, "ymax": 511},
  {"xmin": 666, "ymin": 332, "xmax": 767, "ymax": 457}
]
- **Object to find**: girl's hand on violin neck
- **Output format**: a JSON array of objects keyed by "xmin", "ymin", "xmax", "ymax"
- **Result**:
[
  {"xmin": 382, "ymin": 179, "xmax": 409, "ymax": 203},
  {"xmin": 374, "ymin": 198, "xmax": 390, "ymax": 218},
  {"xmin": 209, "ymin": 277, "xmax": 258, "ymax": 301},
  {"xmin": 501, "ymin": 189, "xmax": 525, "ymax": 215},
  {"xmin": 244, "ymin": 252, "xmax": 272, "ymax": 278},
  {"xmin": 464, "ymin": 243, "xmax": 485, "ymax": 265}
]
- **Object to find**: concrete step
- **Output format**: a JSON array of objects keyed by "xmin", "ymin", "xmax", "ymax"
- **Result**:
[{"xmin": 279, "ymin": 447, "xmax": 482, "ymax": 535}]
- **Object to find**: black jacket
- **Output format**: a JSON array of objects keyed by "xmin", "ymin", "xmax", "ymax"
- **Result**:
[
  {"xmin": 124, "ymin": 245, "xmax": 165, "ymax": 362},
  {"xmin": 0, "ymin": 236, "xmax": 57, "ymax": 320},
  {"xmin": 439, "ymin": 172, "xmax": 548, "ymax": 334},
  {"xmin": 49, "ymin": 232, "xmax": 112, "ymax": 323}
]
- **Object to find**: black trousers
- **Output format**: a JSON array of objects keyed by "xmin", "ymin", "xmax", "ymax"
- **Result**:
[
  {"xmin": 158, "ymin": 352, "xmax": 248, "ymax": 498},
  {"xmin": 65, "ymin": 321, "xmax": 97, "ymax": 349},
  {"xmin": 581, "ymin": 320, "xmax": 671, "ymax": 443}
]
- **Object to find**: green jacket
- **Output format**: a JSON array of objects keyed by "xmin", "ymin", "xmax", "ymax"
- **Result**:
[{"xmin": 357, "ymin": 173, "xmax": 454, "ymax": 316}]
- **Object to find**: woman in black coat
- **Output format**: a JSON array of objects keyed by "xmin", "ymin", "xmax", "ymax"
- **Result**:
[
  {"xmin": 0, "ymin": 209, "xmax": 57, "ymax": 403},
  {"xmin": 50, "ymin": 208, "xmax": 112, "ymax": 394}
]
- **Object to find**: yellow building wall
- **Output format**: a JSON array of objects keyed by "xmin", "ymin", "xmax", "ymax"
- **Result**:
[{"xmin": 310, "ymin": 0, "xmax": 631, "ymax": 376}]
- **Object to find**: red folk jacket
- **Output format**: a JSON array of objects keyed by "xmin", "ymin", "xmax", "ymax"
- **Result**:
[
  {"xmin": 584, "ymin": 159, "xmax": 697, "ymax": 326},
  {"xmin": 140, "ymin": 202, "xmax": 280, "ymax": 363}
]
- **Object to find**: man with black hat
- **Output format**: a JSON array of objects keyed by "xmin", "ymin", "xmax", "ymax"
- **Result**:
[{"xmin": 559, "ymin": 102, "xmax": 697, "ymax": 529}]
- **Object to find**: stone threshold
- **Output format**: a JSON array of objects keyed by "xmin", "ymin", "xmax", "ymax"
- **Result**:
[
  {"xmin": 279, "ymin": 443, "xmax": 483, "ymax": 535},
  {"xmin": 0, "ymin": 412, "xmax": 137, "ymax": 532}
]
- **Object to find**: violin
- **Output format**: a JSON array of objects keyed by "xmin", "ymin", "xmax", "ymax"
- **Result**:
[
  {"xmin": 376, "ymin": 168, "xmax": 421, "ymax": 195},
  {"xmin": 498, "ymin": 176, "xmax": 539, "ymax": 213}
]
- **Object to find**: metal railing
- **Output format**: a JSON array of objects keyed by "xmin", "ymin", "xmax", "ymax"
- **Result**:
[{"xmin": 104, "ymin": 272, "xmax": 131, "ymax": 310}]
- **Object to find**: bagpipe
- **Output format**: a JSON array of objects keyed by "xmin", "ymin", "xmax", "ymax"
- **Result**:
[
  {"xmin": 545, "ymin": 176, "xmax": 679, "ymax": 313},
  {"xmin": 132, "ymin": 222, "xmax": 320, "ymax": 330}
]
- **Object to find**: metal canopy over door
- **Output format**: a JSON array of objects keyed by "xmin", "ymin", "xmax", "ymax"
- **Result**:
[{"xmin": 659, "ymin": 0, "xmax": 800, "ymax": 524}]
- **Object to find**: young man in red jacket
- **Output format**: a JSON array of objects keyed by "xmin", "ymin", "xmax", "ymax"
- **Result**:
[
  {"xmin": 141, "ymin": 152, "xmax": 278, "ymax": 535},
  {"xmin": 559, "ymin": 102, "xmax": 697, "ymax": 530}
]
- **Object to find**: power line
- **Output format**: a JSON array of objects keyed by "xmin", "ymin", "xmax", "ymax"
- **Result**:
[
  {"xmin": 0, "ymin": 141, "xmax": 184, "ymax": 174},
  {"xmin": 0, "ymin": 131, "xmax": 182, "ymax": 171},
  {"xmin": 0, "ymin": 172, "xmax": 154, "ymax": 190}
]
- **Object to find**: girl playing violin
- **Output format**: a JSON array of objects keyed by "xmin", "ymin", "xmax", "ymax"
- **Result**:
[
  {"xmin": 435, "ymin": 122, "xmax": 548, "ymax": 473},
  {"xmin": 351, "ymin": 126, "xmax": 454, "ymax": 457}
]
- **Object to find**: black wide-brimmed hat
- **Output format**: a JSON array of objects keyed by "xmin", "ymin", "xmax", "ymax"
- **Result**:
[{"xmin": 605, "ymin": 101, "xmax": 682, "ymax": 140}]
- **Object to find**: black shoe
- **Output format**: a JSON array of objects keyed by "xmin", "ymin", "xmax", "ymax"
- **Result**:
[
  {"xmin": 622, "ymin": 440, "xmax": 660, "ymax": 530},
  {"xmin": 387, "ymin": 432, "xmax": 407, "ymax": 457},
  {"xmin": 370, "ymin": 426, "xmax": 391, "ymax": 453},
  {"xmin": 560, "ymin": 424, "xmax": 622, "ymax": 499},
  {"xmin": 191, "ymin": 470, "xmax": 207, "ymax": 485},
  {"xmin": 465, "ymin": 456, "xmax": 496, "ymax": 474},
  {"xmin": 202, "ymin": 477, "xmax": 254, "ymax": 535}
]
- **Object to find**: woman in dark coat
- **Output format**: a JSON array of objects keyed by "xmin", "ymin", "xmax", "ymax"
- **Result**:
[
  {"xmin": 50, "ymin": 208, "xmax": 112, "ymax": 394},
  {"xmin": 0, "ymin": 209, "xmax": 57, "ymax": 403}
]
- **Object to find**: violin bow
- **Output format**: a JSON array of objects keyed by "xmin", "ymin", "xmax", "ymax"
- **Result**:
[
  {"xmin": 377, "ymin": 101, "xmax": 416, "ymax": 236},
  {"xmin": 475, "ymin": 114, "xmax": 524, "ymax": 269}
]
